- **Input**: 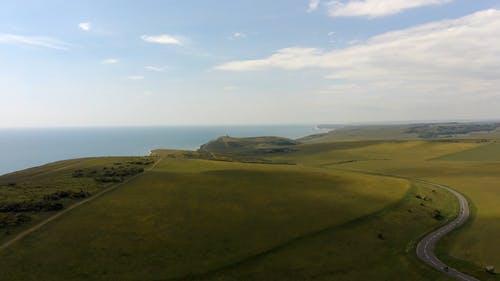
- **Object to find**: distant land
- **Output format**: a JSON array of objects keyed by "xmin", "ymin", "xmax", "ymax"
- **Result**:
[{"xmin": 309, "ymin": 121, "xmax": 500, "ymax": 142}]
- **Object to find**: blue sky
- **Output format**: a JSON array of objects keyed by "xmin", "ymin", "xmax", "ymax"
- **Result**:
[{"xmin": 0, "ymin": 0, "xmax": 499, "ymax": 127}]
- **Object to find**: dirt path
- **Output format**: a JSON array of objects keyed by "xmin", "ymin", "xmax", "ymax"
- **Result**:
[{"xmin": 0, "ymin": 157, "xmax": 162, "ymax": 252}]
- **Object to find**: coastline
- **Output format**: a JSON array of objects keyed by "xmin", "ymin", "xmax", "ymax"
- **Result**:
[{"xmin": 0, "ymin": 125, "xmax": 316, "ymax": 176}]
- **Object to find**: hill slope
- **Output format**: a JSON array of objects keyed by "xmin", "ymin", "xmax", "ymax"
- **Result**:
[
  {"xmin": 199, "ymin": 136, "xmax": 299, "ymax": 154},
  {"xmin": 0, "ymin": 152, "xmax": 434, "ymax": 281}
]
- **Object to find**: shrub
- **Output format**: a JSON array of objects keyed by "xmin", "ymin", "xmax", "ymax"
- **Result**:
[
  {"xmin": 43, "ymin": 190, "xmax": 89, "ymax": 201},
  {"xmin": 96, "ymin": 176, "xmax": 123, "ymax": 183},
  {"xmin": 485, "ymin": 266, "xmax": 496, "ymax": 274},
  {"xmin": 72, "ymin": 170, "xmax": 85, "ymax": 178},
  {"xmin": 433, "ymin": 209, "xmax": 444, "ymax": 220},
  {"xmin": 0, "ymin": 201, "xmax": 63, "ymax": 213},
  {"xmin": 0, "ymin": 213, "xmax": 31, "ymax": 229}
]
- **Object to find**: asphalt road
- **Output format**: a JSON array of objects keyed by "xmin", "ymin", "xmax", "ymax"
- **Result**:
[{"xmin": 416, "ymin": 180, "xmax": 480, "ymax": 281}]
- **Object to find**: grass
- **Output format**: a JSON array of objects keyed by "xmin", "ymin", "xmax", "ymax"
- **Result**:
[
  {"xmin": 1, "ymin": 137, "xmax": 496, "ymax": 280},
  {"xmin": 266, "ymin": 140, "xmax": 481, "ymax": 166},
  {"xmin": 0, "ymin": 155, "xmax": 410, "ymax": 280},
  {"xmin": 298, "ymin": 124, "xmax": 418, "ymax": 143},
  {"xmin": 0, "ymin": 156, "xmax": 155, "ymax": 243},
  {"xmin": 434, "ymin": 142, "xmax": 500, "ymax": 161},
  {"xmin": 306, "ymin": 142, "xmax": 500, "ymax": 279},
  {"xmin": 199, "ymin": 136, "xmax": 299, "ymax": 155},
  {"xmin": 300, "ymin": 123, "xmax": 500, "ymax": 143},
  {"xmin": 194, "ymin": 180, "xmax": 457, "ymax": 281}
]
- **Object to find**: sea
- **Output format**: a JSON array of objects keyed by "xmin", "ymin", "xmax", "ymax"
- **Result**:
[{"xmin": 0, "ymin": 125, "xmax": 317, "ymax": 176}]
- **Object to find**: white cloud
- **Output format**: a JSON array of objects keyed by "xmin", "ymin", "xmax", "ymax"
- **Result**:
[
  {"xmin": 128, "ymin": 75, "xmax": 145, "ymax": 80},
  {"xmin": 308, "ymin": 0, "xmax": 321, "ymax": 13},
  {"xmin": 232, "ymin": 32, "xmax": 247, "ymax": 39},
  {"xmin": 223, "ymin": 86, "xmax": 239, "ymax": 91},
  {"xmin": 102, "ymin": 58, "xmax": 120, "ymax": 64},
  {"xmin": 215, "ymin": 48, "xmax": 324, "ymax": 71},
  {"xmin": 215, "ymin": 9, "xmax": 500, "ymax": 99},
  {"xmin": 144, "ymin": 66, "xmax": 167, "ymax": 72},
  {"xmin": 78, "ymin": 22, "xmax": 91, "ymax": 31},
  {"xmin": 0, "ymin": 33, "xmax": 69, "ymax": 50},
  {"xmin": 141, "ymin": 34, "xmax": 183, "ymax": 45},
  {"xmin": 327, "ymin": 0, "xmax": 453, "ymax": 18}
]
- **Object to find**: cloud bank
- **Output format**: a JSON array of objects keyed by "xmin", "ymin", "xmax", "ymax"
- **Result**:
[
  {"xmin": 327, "ymin": 0, "xmax": 453, "ymax": 18},
  {"xmin": 215, "ymin": 9, "xmax": 500, "ymax": 98}
]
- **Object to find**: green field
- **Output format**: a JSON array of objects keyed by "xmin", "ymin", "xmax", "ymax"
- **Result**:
[
  {"xmin": 0, "ymin": 156, "xmax": 154, "ymax": 244},
  {"xmin": 434, "ymin": 142, "xmax": 500, "ymax": 161},
  {"xmin": 0, "ymin": 155, "xmax": 417, "ymax": 280},
  {"xmin": 1, "ymin": 132, "xmax": 499, "ymax": 280},
  {"xmin": 267, "ymin": 139, "xmax": 500, "ymax": 280}
]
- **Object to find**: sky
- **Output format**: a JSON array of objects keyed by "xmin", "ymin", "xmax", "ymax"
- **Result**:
[{"xmin": 0, "ymin": 0, "xmax": 499, "ymax": 127}]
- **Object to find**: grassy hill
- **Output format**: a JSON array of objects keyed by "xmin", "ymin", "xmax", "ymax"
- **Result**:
[
  {"xmin": 301, "ymin": 122, "xmax": 500, "ymax": 143},
  {"xmin": 434, "ymin": 142, "xmax": 500, "ymax": 161},
  {"xmin": 199, "ymin": 136, "xmax": 300, "ymax": 154},
  {"xmin": 0, "ymin": 156, "xmax": 154, "ymax": 244},
  {"xmin": 0, "ymin": 154, "xmax": 422, "ymax": 280},
  {"xmin": 209, "ymin": 137, "xmax": 500, "ymax": 280},
  {"xmin": 265, "ymin": 140, "xmax": 500, "ymax": 280},
  {"xmin": 1, "ymin": 134, "xmax": 499, "ymax": 280}
]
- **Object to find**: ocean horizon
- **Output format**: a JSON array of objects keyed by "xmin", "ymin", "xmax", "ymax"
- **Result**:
[{"xmin": 0, "ymin": 125, "xmax": 318, "ymax": 176}]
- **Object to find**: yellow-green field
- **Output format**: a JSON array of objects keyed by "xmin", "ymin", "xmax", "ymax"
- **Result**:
[
  {"xmin": 0, "ymin": 156, "xmax": 406, "ymax": 280},
  {"xmin": 0, "ymin": 156, "xmax": 154, "ymax": 244},
  {"xmin": 1, "ymin": 136, "xmax": 499, "ymax": 280},
  {"xmin": 266, "ymin": 139, "xmax": 500, "ymax": 280},
  {"xmin": 434, "ymin": 142, "xmax": 500, "ymax": 161}
]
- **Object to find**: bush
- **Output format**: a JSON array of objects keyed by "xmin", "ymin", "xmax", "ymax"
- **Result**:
[
  {"xmin": 485, "ymin": 266, "xmax": 496, "ymax": 274},
  {"xmin": 0, "ymin": 213, "xmax": 31, "ymax": 229},
  {"xmin": 96, "ymin": 176, "xmax": 123, "ymax": 183},
  {"xmin": 377, "ymin": 233, "xmax": 385, "ymax": 240},
  {"xmin": 72, "ymin": 169, "xmax": 85, "ymax": 178},
  {"xmin": 127, "ymin": 160, "xmax": 154, "ymax": 165},
  {"xmin": 43, "ymin": 190, "xmax": 89, "ymax": 201},
  {"xmin": 0, "ymin": 201, "xmax": 63, "ymax": 213},
  {"xmin": 433, "ymin": 209, "xmax": 444, "ymax": 220}
]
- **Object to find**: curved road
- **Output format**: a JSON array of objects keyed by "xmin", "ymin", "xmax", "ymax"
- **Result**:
[{"xmin": 416, "ymin": 180, "xmax": 480, "ymax": 281}]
